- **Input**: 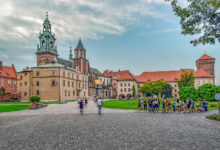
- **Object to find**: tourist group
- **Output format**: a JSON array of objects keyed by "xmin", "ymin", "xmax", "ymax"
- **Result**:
[{"xmin": 138, "ymin": 98, "xmax": 209, "ymax": 113}]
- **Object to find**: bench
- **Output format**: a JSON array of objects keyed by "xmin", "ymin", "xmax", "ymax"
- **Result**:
[{"xmin": 30, "ymin": 103, "xmax": 48, "ymax": 109}]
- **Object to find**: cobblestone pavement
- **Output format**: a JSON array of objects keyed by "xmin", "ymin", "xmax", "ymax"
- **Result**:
[{"xmin": 0, "ymin": 102, "xmax": 220, "ymax": 150}]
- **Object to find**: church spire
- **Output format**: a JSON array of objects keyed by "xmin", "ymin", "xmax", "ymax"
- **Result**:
[
  {"xmin": 69, "ymin": 45, "xmax": 73, "ymax": 60},
  {"xmin": 75, "ymin": 37, "xmax": 85, "ymax": 50}
]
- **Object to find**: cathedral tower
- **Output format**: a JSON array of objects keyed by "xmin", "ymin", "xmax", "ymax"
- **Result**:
[
  {"xmin": 196, "ymin": 54, "xmax": 215, "ymax": 76},
  {"xmin": 73, "ymin": 38, "xmax": 90, "ymax": 74},
  {"xmin": 36, "ymin": 12, "xmax": 58, "ymax": 66}
]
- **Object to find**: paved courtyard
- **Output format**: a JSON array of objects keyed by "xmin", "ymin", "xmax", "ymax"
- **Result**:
[{"xmin": 0, "ymin": 101, "xmax": 220, "ymax": 150}]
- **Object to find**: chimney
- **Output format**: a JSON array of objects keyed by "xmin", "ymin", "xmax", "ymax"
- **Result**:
[
  {"xmin": 26, "ymin": 67, "xmax": 29, "ymax": 71},
  {"xmin": 0, "ymin": 61, "xmax": 2, "ymax": 69},
  {"xmin": 12, "ymin": 64, "xmax": 14, "ymax": 68}
]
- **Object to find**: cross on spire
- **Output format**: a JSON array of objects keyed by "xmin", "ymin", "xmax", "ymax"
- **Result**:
[{"xmin": 46, "ymin": 11, "xmax": 48, "ymax": 19}]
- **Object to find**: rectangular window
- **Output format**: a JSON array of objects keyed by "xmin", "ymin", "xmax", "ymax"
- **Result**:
[
  {"xmin": 52, "ymin": 71, "xmax": 55, "ymax": 76},
  {"xmin": 36, "ymin": 81, "xmax": 40, "ymax": 86},
  {"xmin": 11, "ymin": 85, "xmax": 13, "ymax": 90},
  {"xmin": 20, "ymin": 76, "xmax": 22, "ymax": 80},
  {"xmin": 128, "ymin": 88, "xmax": 131, "ymax": 92},
  {"xmin": 73, "ymin": 90, "xmax": 75, "ymax": 96},
  {"xmin": 63, "ymin": 80, "xmax": 65, "ymax": 86},
  {"xmin": 124, "ymin": 83, "xmax": 126, "ymax": 87},
  {"xmin": 20, "ymin": 83, "xmax": 22, "ymax": 87},
  {"xmin": 24, "ymin": 82, "xmax": 27, "ymax": 86},
  {"xmin": 24, "ymin": 92, "xmax": 27, "ymax": 96},
  {"xmin": 121, "ymin": 83, "xmax": 123, "ymax": 87},
  {"xmin": 68, "ymin": 91, "xmax": 70, "ymax": 96},
  {"xmin": 8, "ymin": 79, "xmax": 11, "ymax": 84},
  {"xmin": 63, "ymin": 72, "xmax": 65, "ymax": 77},
  {"xmin": 36, "ymin": 90, "xmax": 40, "ymax": 96},
  {"xmin": 128, "ymin": 83, "xmax": 130, "ymax": 87},
  {"xmin": 36, "ymin": 71, "xmax": 40, "ymax": 76},
  {"xmin": 14, "ymin": 80, "xmax": 16, "ymax": 84},
  {"xmin": 124, "ymin": 88, "xmax": 127, "ymax": 92},
  {"xmin": 65, "ymin": 90, "xmax": 67, "ymax": 96},
  {"xmin": 68, "ymin": 81, "xmax": 70, "ymax": 87},
  {"xmin": 121, "ymin": 89, "xmax": 123, "ymax": 92},
  {"xmin": 72, "ymin": 82, "xmax": 74, "ymax": 87},
  {"xmin": 51, "ymin": 80, "xmax": 56, "ymax": 86}
]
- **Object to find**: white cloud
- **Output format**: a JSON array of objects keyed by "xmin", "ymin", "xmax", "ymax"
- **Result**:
[
  {"xmin": 16, "ymin": 55, "xmax": 35, "ymax": 61},
  {"xmin": 0, "ymin": 0, "xmax": 170, "ymax": 42}
]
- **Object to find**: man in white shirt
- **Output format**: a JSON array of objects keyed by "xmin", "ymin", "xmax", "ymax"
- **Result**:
[{"xmin": 97, "ymin": 97, "xmax": 103, "ymax": 115}]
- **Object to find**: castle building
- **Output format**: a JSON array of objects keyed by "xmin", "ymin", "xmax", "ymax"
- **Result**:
[
  {"xmin": 104, "ymin": 54, "xmax": 216, "ymax": 99},
  {"xmin": 17, "ymin": 12, "xmax": 88, "ymax": 101},
  {"xmin": 0, "ymin": 61, "xmax": 17, "ymax": 94}
]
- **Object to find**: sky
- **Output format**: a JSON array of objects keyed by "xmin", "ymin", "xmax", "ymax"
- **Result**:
[{"xmin": 0, "ymin": 0, "xmax": 219, "ymax": 85}]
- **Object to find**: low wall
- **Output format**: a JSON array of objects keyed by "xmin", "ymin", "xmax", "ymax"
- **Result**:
[{"xmin": 0, "ymin": 93, "xmax": 21, "ymax": 102}]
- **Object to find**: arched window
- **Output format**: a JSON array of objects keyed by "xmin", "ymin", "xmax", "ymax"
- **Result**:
[{"xmin": 42, "ymin": 40, "xmax": 45, "ymax": 46}]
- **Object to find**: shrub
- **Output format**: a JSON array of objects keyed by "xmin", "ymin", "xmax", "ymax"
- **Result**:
[
  {"xmin": 30, "ymin": 96, "xmax": 40, "ymax": 103},
  {"xmin": 178, "ymin": 86, "xmax": 198, "ymax": 101},
  {"xmin": 198, "ymin": 84, "xmax": 219, "ymax": 101},
  {"xmin": 206, "ymin": 114, "xmax": 220, "ymax": 121}
]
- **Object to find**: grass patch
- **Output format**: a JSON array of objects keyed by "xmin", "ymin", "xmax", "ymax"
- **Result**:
[
  {"xmin": 0, "ymin": 105, "xmax": 29, "ymax": 113},
  {"xmin": 103, "ymin": 99, "xmax": 219, "ymax": 110},
  {"xmin": 206, "ymin": 114, "xmax": 220, "ymax": 121}
]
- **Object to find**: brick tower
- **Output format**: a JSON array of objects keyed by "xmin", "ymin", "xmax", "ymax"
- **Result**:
[
  {"xmin": 73, "ymin": 38, "xmax": 90, "ymax": 74},
  {"xmin": 36, "ymin": 12, "xmax": 58, "ymax": 66},
  {"xmin": 196, "ymin": 54, "xmax": 215, "ymax": 76}
]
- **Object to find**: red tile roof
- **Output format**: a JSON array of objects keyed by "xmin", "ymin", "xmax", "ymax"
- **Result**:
[
  {"xmin": 194, "ymin": 68, "xmax": 214, "ymax": 78},
  {"xmin": 0, "ymin": 66, "xmax": 17, "ymax": 79},
  {"xmin": 134, "ymin": 70, "xmax": 194, "ymax": 83},
  {"xmin": 198, "ymin": 54, "xmax": 215, "ymax": 60},
  {"xmin": 104, "ymin": 70, "xmax": 134, "ymax": 81}
]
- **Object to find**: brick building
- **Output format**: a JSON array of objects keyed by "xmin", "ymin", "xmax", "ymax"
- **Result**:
[{"xmin": 0, "ymin": 61, "xmax": 17, "ymax": 94}]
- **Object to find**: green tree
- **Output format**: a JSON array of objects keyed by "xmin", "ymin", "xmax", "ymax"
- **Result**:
[
  {"xmin": 140, "ymin": 82, "xmax": 153, "ymax": 96},
  {"xmin": 177, "ymin": 71, "xmax": 194, "ymax": 89},
  {"xmin": 152, "ymin": 80, "xmax": 167, "ymax": 96},
  {"xmin": 179, "ymin": 86, "xmax": 198, "ymax": 101},
  {"xmin": 132, "ymin": 85, "xmax": 136, "ymax": 98},
  {"xmin": 166, "ymin": 0, "xmax": 220, "ymax": 46},
  {"xmin": 198, "ymin": 84, "xmax": 218, "ymax": 101},
  {"xmin": 162, "ymin": 84, "xmax": 173, "ymax": 98},
  {"xmin": 140, "ymin": 80, "xmax": 167, "ymax": 97}
]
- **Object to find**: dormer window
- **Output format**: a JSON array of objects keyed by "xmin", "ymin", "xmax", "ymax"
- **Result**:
[{"xmin": 50, "ymin": 41, "xmax": 53, "ymax": 47}]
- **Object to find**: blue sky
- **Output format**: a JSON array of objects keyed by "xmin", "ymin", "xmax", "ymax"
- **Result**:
[{"xmin": 0, "ymin": 0, "xmax": 219, "ymax": 85}]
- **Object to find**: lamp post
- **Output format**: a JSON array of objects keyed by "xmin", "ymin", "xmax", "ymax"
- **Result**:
[{"xmin": 215, "ymin": 94, "xmax": 220, "ymax": 114}]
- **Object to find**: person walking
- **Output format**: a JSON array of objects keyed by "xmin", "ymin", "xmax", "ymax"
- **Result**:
[
  {"xmin": 79, "ymin": 99, "xmax": 84, "ymax": 114},
  {"xmin": 85, "ymin": 98, "xmax": 88, "ymax": 108},
  {"xmin": 97, "ymin": 97, "xmax": 103, "ymax": 115}
]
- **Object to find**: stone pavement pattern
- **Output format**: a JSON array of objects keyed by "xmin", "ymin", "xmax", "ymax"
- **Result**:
[{"xmin": 0, "ymin": 101, "xmax": 220, "ymax": 150}]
